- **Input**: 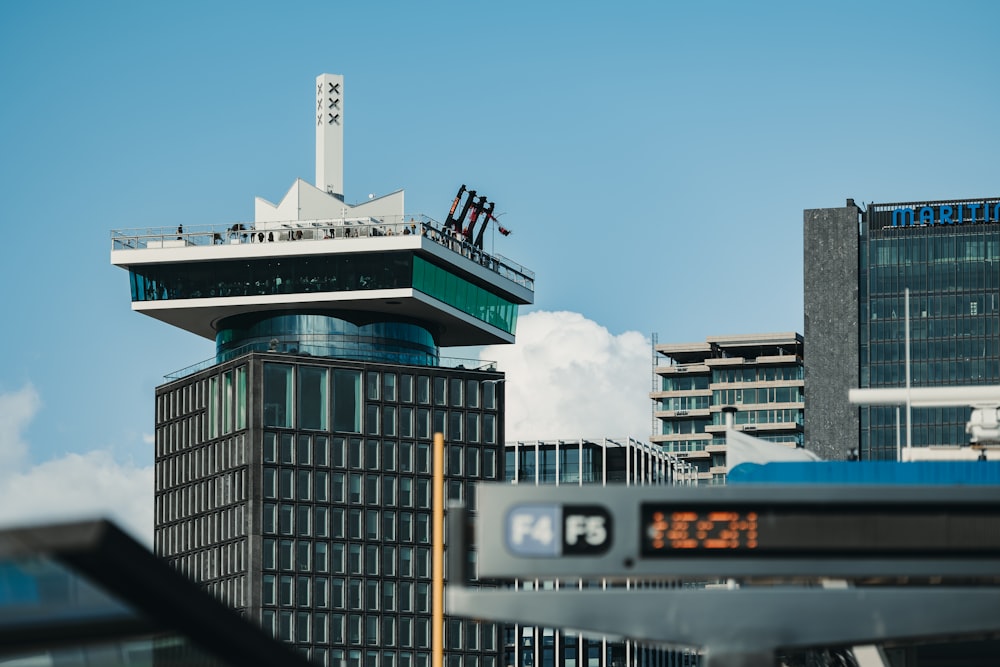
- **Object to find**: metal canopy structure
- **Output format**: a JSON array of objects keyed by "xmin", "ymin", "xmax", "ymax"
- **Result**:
[
  {"xmin": 0, "ymin": 519, "xmax": 315, "ymax": 667},
  {"xmin": 446, "ymin": 484, "xmax": 1000, "ymax": 667},
  {"xmin": 473, "ymin": 484, "xmax": 1000, "ymax": 580}
]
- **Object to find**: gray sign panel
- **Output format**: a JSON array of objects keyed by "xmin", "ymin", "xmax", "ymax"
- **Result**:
[
  {"xmin": 475, "ymin": 484, "xmax": 1000, "ymax": 580},
  {"xmin": 503, "ymin": 503, "xmax": 613, "ymax": 558},
  {"xmin": 505, "ymin": 504, "xmax": 561, "ymax": 556}
]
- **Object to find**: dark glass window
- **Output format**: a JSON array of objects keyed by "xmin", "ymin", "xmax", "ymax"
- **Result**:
[
  {"xmin": 416, "ymin": 443, "xmax": 430, "ymax": 473},
  {"xmin": 382, "ymin": 546, "xmax": 396, "ymax": 576},
  {"xmin": 263, "ymin": 364, "xmax": 293, "ymax": 428},
  {"xmin": 383, "ymin": 476, "xmax": 397, "ymax": 505},
  {"xmin": 130, "ymin": 251, "xmax": 413, "ymax": 302},
  {"xmin": 465, "ymin": 380, "xmax": 479, "ymax": 408},
  {"xmin": 315, "ymin": 435, "xmax": 329, "ymax": 466},
  {"xmin": 449, "ymin": 378, "xmax": 463, "ymax": 407},
  {"xmin": 466, "ymin": 413, "xmax": 479, "ymax": 443},
  {"xmin": 433, "ymin": 378, "xmax": 447, "ymax": 406},
  {"xmin": 384, "ymin": 405, "xmax": 397, "ymax": 436},
  {"xmin": 366, "ymin": 439, "xmax": 380, "ymax": 470},
  {"xmin": 334, "ymin": 370, "xmax": 362, "ymax": 432},
  {"xmin": 298, "ymin": 366, "xmax": 329, "ymax": 430},
  {"xmin": 332, "ymin": 437, "xmax": 346, "ymax": 466},
  {"xmin": 383, "ymin": 440, "xmax": 397, "ymax": 471},
  {"xmin": 383, "ymin": 510, "xmax": 396, "ymax": 540},
  {"xmin": 466, "ymin": 448, "xmax": 480, "ymax": 477},
  {"xmin": 366, "ymin": 405, "xmax": 380, "ymax": 435},
  {"xmin": 400, "ymin": 407, "xmax": 414, "ymax": 438},
  {"xmin": 280, "ymin": 433, "xmax": 294, "ymax": 463},
  {"xmin": 313, "ymin": 470, "xmax": 329, "ymax": 503},
  {"xmin": 366, "ymin": 474, "xmax": 380, "ymax": 504},
  {"xmin": 399, "ymin": 441, "xmax": 414, "ymax": 472},
  {"xmin": 263, "ymin": 432, "xmax": 277, "ymax": 462},
  {"xmin": 297, "ymin": 435, "xmax": 312, "ymax": 464},
  {"xmin": 416, "ymin": 409, "xmax": 430, "ymax": 439},
  {"xmin": 365, "ymin": 544, "xmax": 379, "ymax": 575}
]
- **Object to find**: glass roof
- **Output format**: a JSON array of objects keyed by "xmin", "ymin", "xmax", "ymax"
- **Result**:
[{"xmin": 0, "ymin": 520, "xmax": 313, "ymax": 667}]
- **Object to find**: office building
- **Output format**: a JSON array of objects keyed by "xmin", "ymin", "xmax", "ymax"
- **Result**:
[
  {"xmin": 503, "ymin": 437, "xmax": 697, "ymax": 667},
  {"xmin": 650, "ymin": 334, "xmax": 805, "ymax": 483},
  {"xmin": 804, "ymin": 197, "xmax": 1000, "ymax": 460},
  {"xmin": 111, "ymin": 74, "xmax": 534, "ymax": 667}
]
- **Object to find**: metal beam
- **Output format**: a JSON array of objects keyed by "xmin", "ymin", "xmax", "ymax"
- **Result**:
[{"xmin": 447, "ymin": 585, "xmax": 1000, "ymax": 665}]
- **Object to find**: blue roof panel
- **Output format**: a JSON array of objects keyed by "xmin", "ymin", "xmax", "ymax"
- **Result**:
[{"xmin": 728, "ymin": 461, "xmax": 1000, "ymax": 485}]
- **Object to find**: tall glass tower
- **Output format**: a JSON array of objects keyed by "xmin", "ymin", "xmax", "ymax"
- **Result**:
[
  {"xmin": 111, "ymin": 74, "xmax": 534, "ymax": 667},
  {"xmin": 860, "ymin": 199, "xmax": 1000, "ymax": 459},
  {"xmin": 804, "ymin": 197, "xmax": 1000, "ymax": 460}
]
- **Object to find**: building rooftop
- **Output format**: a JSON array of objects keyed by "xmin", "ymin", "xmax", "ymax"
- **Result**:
[
  {"xmin": 110, "ymin": 215, "xmax": 534, "ymax": 347},
  {"xmin": 111, "ymin": 74, "xmax": 535, "ymax": 350},
  {"xmin": 655, "ymin": 332, "xmax": 803, "ymax": 366}
]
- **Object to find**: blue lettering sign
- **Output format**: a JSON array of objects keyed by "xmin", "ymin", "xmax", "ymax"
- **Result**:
[
  {"xmin": 890, "ymin": 201, "xmax": 999, "ymax": 228},
  {"xmin": 892, "ymin": 208, "xmax": 915, "ymax": 226}
]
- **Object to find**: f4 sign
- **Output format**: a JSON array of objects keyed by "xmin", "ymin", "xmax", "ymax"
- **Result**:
[{"xmin": 505, "ymin": 504, "xmax": 612, "ymax": 557}]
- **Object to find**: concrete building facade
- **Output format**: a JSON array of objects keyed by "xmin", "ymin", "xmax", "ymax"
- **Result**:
[{"xmin": 651, "ymin": 334, "xmax": 804, "ymax": 483}]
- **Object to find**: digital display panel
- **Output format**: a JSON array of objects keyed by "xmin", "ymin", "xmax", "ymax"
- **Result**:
[{"xmin": 640, "ymin": 504, "xmax": 1000, "ymax": 557}]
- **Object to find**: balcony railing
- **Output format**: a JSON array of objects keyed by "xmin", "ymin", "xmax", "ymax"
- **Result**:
[
  {"xmin": 164, "ymin": 345, "xmax": 498, "ymax": 382},
  {"xmin": 111, "ymin": 215, "xmax": 534, "ymax": 291}
]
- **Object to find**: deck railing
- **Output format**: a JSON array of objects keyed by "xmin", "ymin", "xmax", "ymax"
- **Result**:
[
  {"xmin": 112, "ymin": 215, "xmax": 534, "ymax": 291},
  {"xmin": 164, "ymin": 345, "xmax": 498, "ymax": 382}
]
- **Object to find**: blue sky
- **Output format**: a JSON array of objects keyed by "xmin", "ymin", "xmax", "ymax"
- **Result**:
[{"xmin": 1, "ymin": 0, "xmax": 999, "ymax": 484}]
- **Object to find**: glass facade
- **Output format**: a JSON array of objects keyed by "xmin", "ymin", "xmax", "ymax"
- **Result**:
[
  {"xmin": 216, "ymin": 313, "xmax": 440, "ymax": 367},
  {"xmin": 155, "ymin": 354, "xmax": 504, "ymax": 667},
  {"xmin": 860, "ymin": 202, "xmax": 1000, "ymax": 459},
  {"xmin": 128, "ymin": 252, "xmax": 519, "ymax": 337},
  {"xmin": 130, "ymin": 252, "xmax": 412, "ymax": 301},
  {"xmin": 505, "ymin": 439, "xmax": 673, "ymax": 486},
  {"xmin": 0, "ymin": 521, "xmax": 316, "ymax": 667},
  {"xmin": 412, "ymin": 257, "xmax": 518, "ymax": 334}
]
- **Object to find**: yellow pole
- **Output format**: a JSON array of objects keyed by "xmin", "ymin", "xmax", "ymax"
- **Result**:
[{"xmin": 432, "ymin": 432, "xmax": 445, "ymax": 667}]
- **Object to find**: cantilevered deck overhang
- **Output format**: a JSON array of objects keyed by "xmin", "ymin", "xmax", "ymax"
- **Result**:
[{"xmin": 110, "ymin": 219, "xmax": 534, "ymax": 347}]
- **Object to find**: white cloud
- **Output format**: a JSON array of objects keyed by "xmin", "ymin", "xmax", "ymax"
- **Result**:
[
  {"xmin": 482, "ymin": 311, "xmax": 652, "ymax": 441},
  {"xmin": 0, "ymin": 385, "xmax": 154, "ymax": 546},
  {"xmin": 0, "ymin": 383, "xmax": 40, "ymax": 472},
  {"xmin": 0, "ymin": 311, "xmax": 651, "ymax": 547}
]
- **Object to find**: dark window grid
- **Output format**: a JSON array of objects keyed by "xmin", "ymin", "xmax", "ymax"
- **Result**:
[{"xmin": 130, "ymin": 252, "xmax": 415, "ymax": 301}]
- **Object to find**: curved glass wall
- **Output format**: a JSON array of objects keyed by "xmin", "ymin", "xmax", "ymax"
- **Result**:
[{"xmin": 216, "ymin": 313, "xmax": 439, "ymax": 366}]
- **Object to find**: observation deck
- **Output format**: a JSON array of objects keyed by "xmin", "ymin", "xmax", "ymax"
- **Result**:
[{"xmin": 110, "ymin": 215, "xmax": 534, "ymax": 348}]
